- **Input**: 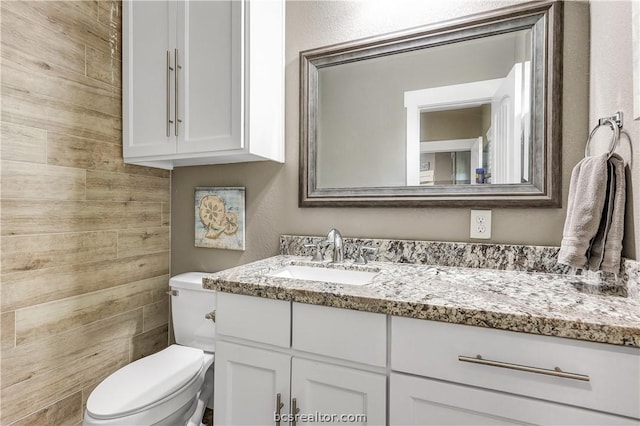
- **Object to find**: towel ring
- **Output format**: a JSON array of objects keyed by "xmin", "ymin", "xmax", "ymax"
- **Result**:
[{"xmin": 584, "ymin": 112, "xmax": 623, "ymax": 158}]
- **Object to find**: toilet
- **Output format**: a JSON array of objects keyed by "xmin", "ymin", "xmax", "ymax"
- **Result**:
[{"xmin": 84, "ymin": 273, "xmax": 215, "ymax": 426}]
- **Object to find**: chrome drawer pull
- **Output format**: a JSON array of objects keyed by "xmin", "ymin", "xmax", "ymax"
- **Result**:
[
  {"xmin": 205, "ymin": 311, "xmax": 216, "ymax": 322},
  {"xmin": 458, "ymin": 355, "xmax": 590, "ymax": 382}
]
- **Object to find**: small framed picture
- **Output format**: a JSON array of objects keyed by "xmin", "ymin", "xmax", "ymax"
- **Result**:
[{"xmin": 195, "ymin": 187, "xmax": 245, "ymax": 250}]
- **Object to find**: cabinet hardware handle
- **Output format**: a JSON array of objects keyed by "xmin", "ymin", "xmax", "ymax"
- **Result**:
[
  {"xmin": 165, "ymin": 290, "xmax": 178, "ymax": 297},
  {"xmin": 304, "ymin": 243, "xmax": 323, "ymax": 262},
  {"xmin": 205, "ymin": 311, "xmax": 216, "ymax": 322},
  {"xmin": 354, "ymin": 245, "xmax": 379, "ymax": 265},
  {"xmin": 174, "ymin": 48, "xmax": 182, "ymax": 136},
  {"xmin": 166, "ymin": 50, "xmax": 174, "ymax": 136},
  {"xmin": 458, "ymin": 355, "xmax": 590, "ymax": 382},
  {"xmin": 275, "ymin": 393, "xmax": 284, "ymax": 426},
  {"xmin": 291, "ymin": 398, "xmax": 300, "ymax": 426}
]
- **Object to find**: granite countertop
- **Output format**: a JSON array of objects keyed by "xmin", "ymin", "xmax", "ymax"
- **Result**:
[{"xmin": 203, "ymin": 255, "xmax": 640, "ymax": 348}]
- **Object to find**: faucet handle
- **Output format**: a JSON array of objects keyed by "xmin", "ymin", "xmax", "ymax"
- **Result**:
[
  {"xmin": 304, "ymin": 243, "xmax": 324, "ymax": 262},
  {"xmin": 354, "ymin": 246, "xmax": 378, "ymax": 265}
]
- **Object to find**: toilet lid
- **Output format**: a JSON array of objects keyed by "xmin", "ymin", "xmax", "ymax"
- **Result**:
[{"xmin": 87, "ymin": 345, "xmax": 204, "ymax": 419}]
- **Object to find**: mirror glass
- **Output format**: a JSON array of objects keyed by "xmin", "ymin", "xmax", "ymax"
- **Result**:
[
  {"xmin": 316, "ymin": 30, "xmax": 531, "ymax": 189},
  {"xmin": 300, "ymin": 2, "xmax": 562, "ymax": 207}
]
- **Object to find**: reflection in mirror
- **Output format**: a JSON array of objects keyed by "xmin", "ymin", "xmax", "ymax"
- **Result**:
[
  {"xmin": 419, "ymin": 106, "xmax": 490, "ymax": 185},
  {"xmin": 316, "ymin": 29, "xmax": 532, "ymax": 189},
  {"xmin": 412, "ymin": 30, "xmax": 532, "ymax": 187},
  {"xmin": 301, "ymin": 1, "xmax": 563, "ymax": 207}
]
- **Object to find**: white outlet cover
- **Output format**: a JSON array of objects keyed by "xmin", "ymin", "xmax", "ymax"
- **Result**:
[{"xmin": 470, "ymin": 210, "xmax": 492, "ymax": 239}]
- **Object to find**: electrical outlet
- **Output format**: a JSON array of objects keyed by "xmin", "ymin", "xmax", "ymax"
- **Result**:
[{"xmin": 470, "ymin": 210, "xmax": 492, "ymax": 239}]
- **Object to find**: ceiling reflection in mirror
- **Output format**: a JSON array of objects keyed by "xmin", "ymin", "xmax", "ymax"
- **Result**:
[{"xmin": 300, "ymin": 1, "xmax": 563, "ymax": 207}]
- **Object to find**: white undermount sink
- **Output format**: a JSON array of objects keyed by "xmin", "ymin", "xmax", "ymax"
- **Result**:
[{"xmin": 266, "ymin": 265, "xmax": 378, "ymax": 286}]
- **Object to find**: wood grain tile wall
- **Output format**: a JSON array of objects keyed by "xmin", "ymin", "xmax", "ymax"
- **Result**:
[{"xmin": 0, "ymin": 2, "xmax": 171, "ymax": 424}]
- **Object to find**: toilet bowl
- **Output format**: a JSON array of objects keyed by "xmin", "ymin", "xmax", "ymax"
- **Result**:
[{"xmin": 84, "ymin": 273, "xmax": 215, "ymax": 426}]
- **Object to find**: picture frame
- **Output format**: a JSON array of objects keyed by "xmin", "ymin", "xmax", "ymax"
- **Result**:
[{"xmin": 195, "ymin": 187, "xmax": 246, "ymax": 250}]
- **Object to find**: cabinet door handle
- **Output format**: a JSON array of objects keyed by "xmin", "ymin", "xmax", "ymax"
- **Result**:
[
  {"xmin": 458, "ymin": 354, "xmax": 590, "ymax": 382},
  {"xmin": 275, "ymin": 393, "xmax": 284, "ymax": 426},
  {"xmin": 174, "ymin": 48, "xmax": 182, "ymax": 136},
  {"xmin": 166, "ymin": 50, "xmax": 174, "ymax": 136},
  {"xmin": 291, "ymin": 397, "xmax": 300, "ymax": 426}
]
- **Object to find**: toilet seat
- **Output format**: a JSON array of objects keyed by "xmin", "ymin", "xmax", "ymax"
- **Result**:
[{"xmin": 87, "ymin": 345, "xmax": 205, "ymax": 420}]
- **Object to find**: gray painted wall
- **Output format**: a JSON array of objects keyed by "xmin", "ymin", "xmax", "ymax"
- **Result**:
[
  {"xmin": 171, "ymin": 0, "xmax": 609, "ymax": 275},
  {"xmin": 589, "ymin": 0, "xmax": 639, "ymax": 260}
]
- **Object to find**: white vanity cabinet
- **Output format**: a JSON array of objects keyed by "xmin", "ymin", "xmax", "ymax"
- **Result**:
[
  {"xmin": 212, "ymin": 290, "xmax": 639, "ymax": 425},
  {"xmin": 391, "ymin": 317, "xmax": 640, "ymax": 425},
  {"xmin": 214, "ymin": 293, "xmax": 387, "ymax": 426},
  {"xmin": 123, "ymin": 0, "xmax": 284, "ymax": 169}
]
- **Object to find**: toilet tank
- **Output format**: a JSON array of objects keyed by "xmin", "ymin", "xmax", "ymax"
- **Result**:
[{"xmin": 169, "ymin": 272, "xmax": 216, "ymax": 352}]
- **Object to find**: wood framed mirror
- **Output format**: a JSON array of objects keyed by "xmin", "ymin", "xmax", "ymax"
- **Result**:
[{"xmin": 299, "ymin": 1, "xmax": 563, "ymax": 207}]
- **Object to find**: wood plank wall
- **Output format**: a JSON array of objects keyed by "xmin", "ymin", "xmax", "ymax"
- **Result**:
[{"xmin": 0, "ymin": 2, "xmax": 171, "ymax": 424}]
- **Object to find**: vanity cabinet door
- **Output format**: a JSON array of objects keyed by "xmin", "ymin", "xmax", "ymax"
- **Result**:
[
  {"xmin": 390, "ymin": 373, "xmax": 638, "ymax": 426},
  {"xmin": 214, "ymin": 341, "xmax": 291, "ymax": 426},
  {"xmin": 290, "ymin": 358, "xmax": 386, "ymax": 426}
]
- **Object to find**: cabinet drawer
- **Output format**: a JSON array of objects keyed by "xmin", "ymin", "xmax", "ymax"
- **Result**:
[
  {"xmin": 391, "ymin": 317, "xmax": 640, "ymax": 419},
  {"xmin": 293, "ymin": 303, "xmax": 386, "ymax": 367},
  {"xmin": 390, "ymin": 373, "xmax": 639, "ymax": 425},
  {"xmin": 216, "ymin": 292, "xmax": 290, "ymax": 348}
]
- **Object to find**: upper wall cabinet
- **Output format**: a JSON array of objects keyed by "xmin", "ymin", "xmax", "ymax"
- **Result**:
[{"xmin": 123, "ymin": 0, "xmax": 285, "ymax": 170}]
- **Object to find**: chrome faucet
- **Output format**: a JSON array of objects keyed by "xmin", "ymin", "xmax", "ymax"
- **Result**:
[{"xmin": 326, "ymin": 228, "xmax": 344, "ymax": 263}]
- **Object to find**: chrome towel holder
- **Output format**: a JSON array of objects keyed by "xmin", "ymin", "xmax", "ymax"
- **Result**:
[{"xmin": 584, "ymin": 111, "xmax": 623, "ymax": 158}]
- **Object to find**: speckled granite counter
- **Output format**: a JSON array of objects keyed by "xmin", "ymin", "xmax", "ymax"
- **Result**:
[
  {"xmin": 280, "ymin": 235, "xmax": 640, "ymax": 298},
  {"xmin": 203, "ymin": 255, "xmax": 640, "ymax": 348}
]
